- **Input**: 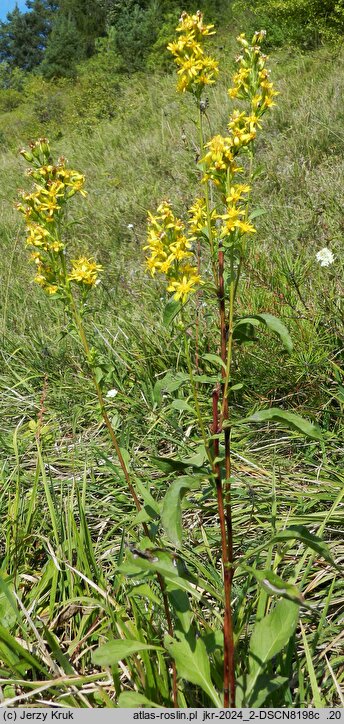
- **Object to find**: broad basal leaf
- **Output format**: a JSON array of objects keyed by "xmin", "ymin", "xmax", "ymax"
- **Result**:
[
  {"xmin": 236, "ymin": 674, "xmax": 288, "ymax": 707},
  {"xmin": 164, "ymin": 631, "xmax": 222, "ymax": 707},
  {"xmin": 117, "ymin": 692, "xmax": 162, "ymax": 708},
  {"xmin": 245, "ymin": 599, "xmax": 299, "ymax": 705}
]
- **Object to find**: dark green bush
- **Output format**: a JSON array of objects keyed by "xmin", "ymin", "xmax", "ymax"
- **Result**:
[
  {"xmin": 232, "ymin": 0, "xmax": 344, "ymax": 48},
  {"xmin": 0, "ymin": 88, "xmax": 23, "ymax": 112}
]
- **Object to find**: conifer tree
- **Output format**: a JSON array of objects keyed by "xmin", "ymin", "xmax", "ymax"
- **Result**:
[{"xmin": 0, "ymin": 1, "xmax": 58, "ymax": 70}]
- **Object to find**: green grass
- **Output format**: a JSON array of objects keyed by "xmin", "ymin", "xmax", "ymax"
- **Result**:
[{"xmin": 0, "ymin": 31, "xmax": 343, "ymax": 708}]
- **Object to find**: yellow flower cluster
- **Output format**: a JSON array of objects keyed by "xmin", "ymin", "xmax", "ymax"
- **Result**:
[
  {"xmin": 68, "ymin": 257, "xmax": 102, "ymax": 286},
  {"xmin": 220, "ymin": 184, "xmax": 256, "ymax": 237},
  {"xmin": 188, "ymin": 197, "xmax": 218, "ymax": 236},
  {"xmin": 145, "ymin": 201, "xmax": 201, "ymax": 303},
  {"xmin": 17, "ymin": 139, "xmax": 101, "ymax": 295},
  {"xmin": 201, "ymin": 31, "xmax": 277, "ymax": 190},
  {"xmin": 228, "ymin": 31, "xmax": 278, "ymax": 113},
  {"xmin": 167, "ymin": 11, "xmax": 218, "ymax": 95}
]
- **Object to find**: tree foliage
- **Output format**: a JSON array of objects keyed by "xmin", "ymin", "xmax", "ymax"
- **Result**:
[
  {"xmin": 0, "ymin": 1, "xmax": 57, "ymax": 71},
  {"xmin": 233, "ymin": 0, "xmax": 344, "ymax": 47}
]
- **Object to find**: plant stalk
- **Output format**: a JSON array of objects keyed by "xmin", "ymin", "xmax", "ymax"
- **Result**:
[
  {"xmin": 69, "ymin": 290, "xmax": 178, "ymax": 707},
  {"xmin": 216, "ymin": 245, "xmax": 235, "ymax": 706}
]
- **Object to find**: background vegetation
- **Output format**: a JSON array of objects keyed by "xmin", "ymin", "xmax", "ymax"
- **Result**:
[{"xmin": 0, "ymin": 0, "xmax": 343, "ymax": 709}]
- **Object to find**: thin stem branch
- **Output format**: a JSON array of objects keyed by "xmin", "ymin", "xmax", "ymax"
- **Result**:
[
  {"xmin": 198, "ymin": 104, "xmax": 217, "ymax": 285},
  {"xmin": 182, "ymin": 319, "xmax": 213, "ymax": 463},
  {"xmin": 212, "ymin": 384, "xmax": 235, "ymax": 708},
  {"xmin": 68, "ymin": 291, "xmax": 178, "ymax": 707}
]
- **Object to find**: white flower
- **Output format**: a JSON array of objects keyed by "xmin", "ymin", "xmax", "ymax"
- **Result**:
[
  {"xmin": 127, "ymin": 223, "xmax": 134, "ymax": 230},
  {"xmin": 106, "ymin": 388, "xmax": 118, "ymax": 398},
  {"xmin": 316, "ymin": 247, "xmax": 334, "ymax": 267}
]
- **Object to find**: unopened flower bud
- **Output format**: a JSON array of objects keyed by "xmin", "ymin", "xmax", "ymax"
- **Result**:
[{"xmin": 20, "ymin": 148, "xmax": 34, "ymax": 163}]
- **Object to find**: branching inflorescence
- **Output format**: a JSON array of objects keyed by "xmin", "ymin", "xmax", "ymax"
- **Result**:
[
  {"xmin": 17, "ymin": 139, "xmax": 102, "ymax": 297},
  {"xmin": 144, "ymin": 13, "xmax": 278, "ymax": 708},
  {"xmin": 145, "ymin": 19, "xmax": 277, "ymax": 307}
]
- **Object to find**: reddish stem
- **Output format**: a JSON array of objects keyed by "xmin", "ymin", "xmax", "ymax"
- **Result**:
[
  {"xmin": 217, "ymin": 244, "xmax": 236, "ymax": 707},
  {"xmin": 195, "ymin": 237, "xmax": 201, "ymax": 373}
]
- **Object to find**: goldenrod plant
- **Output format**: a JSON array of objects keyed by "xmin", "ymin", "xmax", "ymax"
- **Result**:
[
  {"xmin": 143, "ymin": 12, "xmax": 327, "ymax": 708},
  {"xmin": 14, "ymin": 12, "xmax": 340, "ymax": 710}
]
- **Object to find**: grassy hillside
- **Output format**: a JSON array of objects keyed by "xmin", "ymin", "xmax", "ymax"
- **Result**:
[{"xmin": 0, "ymin": 20, "xmax": 343, "ymax": 708}]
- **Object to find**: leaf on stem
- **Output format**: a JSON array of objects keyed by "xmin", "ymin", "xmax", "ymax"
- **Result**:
[
  {"xmin": 273, "ymin": 524, "xmax": 340, "ymax": 570},
  {"xmin": 247, "ymin": 407, "xmax": 323, "ymax": 440},
  {"xmin": 161, "ymin": 475, "xmax": 202, "ymax": 547},
  {"xmin": 163, "ymin": 298, "xmax": 182, "ymax": 327},
  {"xmin": 234, "ymin": 313, "xmax": 293, "ymax": 353},
  {"xmin": 242, "ymin": 566, "xmax": 313, "ymax": 608}
]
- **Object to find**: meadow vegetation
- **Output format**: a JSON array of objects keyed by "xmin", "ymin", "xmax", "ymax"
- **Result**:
[{"xmin": 0, "ymin": 2, "xmax": 343, "ymax": 710}]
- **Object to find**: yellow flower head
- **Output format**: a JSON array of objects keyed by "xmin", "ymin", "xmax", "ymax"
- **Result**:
[
  {"xmin": 167, "ymin": 272, "xmax": 202, "ymax": 303},
  {"xmin": 68, "ymin": 257, "xmax": 102, "ymax": 286},
  {"xmin": 168, "ymin": 11, "xmax": 218, "ymax": 96},
  {"xmin": 176, "ymin": 11, "xmax": 215, "ymax": 39},
  {"xmin": 228, "ymin": 30, "xmax": 277, "ymax": 115},
  {"xmin": 188, "ymin": 197, "xmax": 219, "ymax": 236},
  {"xmin": 145, "ymin": 200, "xmax": 202, "ymax": 303}
]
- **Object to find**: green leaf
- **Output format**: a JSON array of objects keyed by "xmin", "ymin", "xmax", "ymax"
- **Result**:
[
  {"xmin": 244, "ymin": 566, "xmax": 312, "ymax": 608},
  {"xmin": 93, "ymin": 639, "xmax": 162, "ymax": 667},
  {"xmin": 171, "ymin": 399, "xmax": 194, "ymax": 413},
  {"xmin": 159, "ymin": 372, "xmax": 189, "ymax": 393},
  {"xmin": 128, "ymin": 583, "xmax": 161, "ymax": 606},
  {"xmin": 117, "ymin": 692, "xmax": 162, "ymax": 708},
  {"xmin": 193, "ymin": 374, "xmax": 220, "ymax": 384},
  {"xmin": 153, "ymin": 446, "xmax": 207, "ymax": 473},
  {"xmin": 247, "ymin": 407, "xmax": 323, "ymax": 440},
  {"xmin": 249, "ymin": 207, "xmax": 267, "ymax": 220},
  {"xmin": 163, "ymin": 298, "xmax": 182, "ymax": 327},
  {"xmin": 202, "ymin": 353, "xmax": 226, "ymax": 371},
  {"xmin": 120, "ymin": 550, "xmax": 201, "ymax": 600},
  {"xmin": 236, "ymin": 674, "xmax": 288, "ymax": 707},
  {"xmin": 230, "ymin": 382, "xmax": 244, "ymax": 391},
  {"xmin": 164, "ymin": 631, "xmax": 222, "ymax": 707},
  {"xmin": 300, "ymin": 621, "xmax": 324, "ymax": 707},
  {"xmin": 235, "ymin": 313, "xmax": 293, "ymax": 353},
  {"xmin": 246, "ymin": 599, "xmax": 299, "ymax": 705},
  {"xmin": 233, "ymin": 322, "xmax": 257, "ymax": 344},
  {"xmin": 273, "ymin": 525, "xmax": 338, "ymax": 569},
  {"xmin": 167, "ymin": 588, "xmax": 193, "ymax": 634},
  {"xmin": 152, "ymin": 456, "xmax": 194, "ymax": 474},
  {"xmin": 161, "ymin": 476, "xmax": 201, "ymax": 547},
  {"xmin": 0, "ymin": 577, "xmax": 19, "ymax": 630},
  {"xmin": 94, "ymin": 366, "xmax": 104, "ymax": 384}
]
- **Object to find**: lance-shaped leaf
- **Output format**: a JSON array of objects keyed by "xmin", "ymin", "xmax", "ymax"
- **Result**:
[
  {"xmin": 117, "ymin": 692, "xmax": 162, "ymax": 708},
  {"xmin": 163, "ymin": 298, "xmax": 181, "ymax": 327},
  {"xmin": 236, "ymin": 673, "xmax": 288, "ymax": 708},
  {"xmin": 164, "ymin": 631, "xmax": 222, "ymax": 707},
  {"xmin": 273, "ymin": 524, "xmax": 339, "ymax": 569},
  {"xmin": 243, "ymin": 566, "xmax": 314, "ymax": 609},
  {"xmin": 153, "ymin": 445, "xmax": 208, "ymax": 473},
  {"xmin": 234, "ymin": 313, "xmax": 293, "ymax": 353},
  {"xmin": 161, "ymin": 475, "xmax": 202, "ymax": 548},
  {"xmin": 245, "ymin": 599, "xmax": 300, "ymax": 706},
  {"xmin": 119, "ymin": 549, "xmax": 201, "ymax": 600},
  {"xmin": 247, "ymin": 407, "xmax": 323, "ymax": 440},
  {"xmin": 93, "ymin": 639, "xmax": 163, "ymax": 667}
]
